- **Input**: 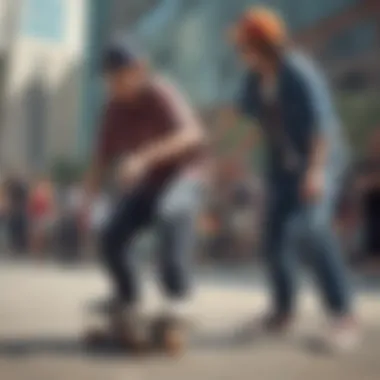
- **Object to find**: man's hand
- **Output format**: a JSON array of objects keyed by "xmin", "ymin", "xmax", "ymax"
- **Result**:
[
  {"xmin": 118, "ymin": 154, "xmax": 149, "ymax": 189},
  {"xmin": 301, "ymin": 166, "xmax": 325, "ymax": 203}
]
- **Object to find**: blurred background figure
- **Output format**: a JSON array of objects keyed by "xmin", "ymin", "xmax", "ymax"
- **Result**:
[
  {"xmin": 201, "ymin": 155, "xmax": 263, "ymax": 263},
  {"xmin": 56, "ymin": 181, "xmax": 83, "ymax": 262},
  {"xmin": 0, "ymin": 177, "xmax": 8, "ymax": 251},
  {"xmin": 5, "ymin": 173, "xmax": 29, "ymax": 256},
  {"xmin": 28, "ymin": 177, "xmax": 56, "ymax": 258},
  {"xmin": 334, "ymin": 167, "xmax": 361, "ymax": 265},
  {"xmin": 86, "ymin": 189, "xmax": 111, "ymax": 260},
  {"xmin": 355, "ymin": 128, "xmax": 380, "ymax": 271}
]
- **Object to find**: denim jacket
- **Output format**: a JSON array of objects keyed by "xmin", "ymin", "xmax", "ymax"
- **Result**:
[{"xmin": 238, "ymin": 51, "xmax": 349, "ymax": 188}]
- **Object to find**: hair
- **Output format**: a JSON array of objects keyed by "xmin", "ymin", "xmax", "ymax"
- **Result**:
[{"xmin": 236, "ymin": 7, "xmax": 289, "ymax": 61}]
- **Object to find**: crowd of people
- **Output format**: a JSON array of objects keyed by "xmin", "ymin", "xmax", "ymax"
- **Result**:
[
  {"xmin": 0, "ymin": 175, "xmax": 110, "ymax": 262},
  {"xmin": 199, "ymin": 156, "xmax": 264, "ymax": 262},
  {"xmin": 336, "ymin": 128, "xmax": 380, "ymax": 272},
  {"xmin": 0, "ymin": 162, "xmax": 263, "ymax": 264}
]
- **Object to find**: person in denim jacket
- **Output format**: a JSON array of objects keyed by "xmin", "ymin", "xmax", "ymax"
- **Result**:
[{"xmin": 227, "ymin": 7, "xmax": 357, "ymax": 350}]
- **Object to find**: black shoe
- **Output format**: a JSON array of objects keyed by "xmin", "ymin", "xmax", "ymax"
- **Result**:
[
  {"xmin": 261, "ymin": 311, "xmax": 293, "ymax": 334},
  {"xmin": 89, "ymin": 297, "xmax": 138, "ymax": 318}
]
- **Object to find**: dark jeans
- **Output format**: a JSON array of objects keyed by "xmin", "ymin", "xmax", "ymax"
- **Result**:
[
  {"xmin": 57, "ymin": 215, "xmax": 81, "ymax": 261},
  {"xmin": 8, "ymin": 211, "xmax": 28, "ymax": 254},
  {"xmin": 264, "ymin": 179, "xmax": 351, "ymax": 316},
  {"xmin": 101, "ymin": 173, "xmax": 202, "ymax": 305},
  {"xmin": 363, "ymin": 190, "xmax": 380, "ymax": 256}
]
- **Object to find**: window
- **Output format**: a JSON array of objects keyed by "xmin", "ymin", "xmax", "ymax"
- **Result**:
[{"xmin": 22, "ymin": 0, "xmax": 66, "ymax": 42}]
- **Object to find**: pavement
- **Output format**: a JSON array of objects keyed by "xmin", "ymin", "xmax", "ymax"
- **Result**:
[{"xmin": 0, "ymin": 259, "xmax": 380, "ymax": 380}]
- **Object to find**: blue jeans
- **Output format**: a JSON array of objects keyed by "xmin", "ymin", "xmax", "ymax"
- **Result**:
[
  {"xmin": 101, "ymin": 172, "xmax": 203, "ymax": 305},
  {"xmin": 264, "ymin": 174, "xmax": 351, "ymax": 316}
]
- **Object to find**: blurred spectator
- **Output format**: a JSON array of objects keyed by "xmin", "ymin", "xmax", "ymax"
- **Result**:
[
  {"xmin": 86, "ymin": 191, "xmax": 111, "ymax": 258},
  {"xmin": 224, "ymin": 157, "xmax": 263, "ymax": 259},
  {"xmin": 334, "ymin": 167, "xmax": 361, "ymax": 263},
  {"xmin": 0, "ymin": 180, "xmax": 8, "ymax": 250},
  {"xmin": 5, "ymin": 174, "xmax": 29, "ymax": 255},
  {"xmin": 28, "ymin": 178, "xmax": 56, "ymax": 257},
  {"xmin": 201, "ymin": 157, "xmax": 263, "ymax": 262},
  {"xmin": 56, "ymin": 182, "xmax": 83, "ymax": 262},
  {"xmin": 355, "ymin": 129, "xmax": 380, "ymax": 270}
]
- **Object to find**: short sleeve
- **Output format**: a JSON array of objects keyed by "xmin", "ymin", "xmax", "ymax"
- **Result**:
[{"xmin": 154, "ymin": 77, "xmax": 202, "ymax": 134}]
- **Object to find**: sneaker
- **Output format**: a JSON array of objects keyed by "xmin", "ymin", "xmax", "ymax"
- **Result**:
[
  {"xmin": 323, "ymin": 316, "xmax": 360, "ymax": 353},
  {"xmin": 236, "ymin": 311, "xmax": 293, "ymax": 343},
  {"xmin": 261, "ymin": 312, "xmax": 294, "ymax": 334}
]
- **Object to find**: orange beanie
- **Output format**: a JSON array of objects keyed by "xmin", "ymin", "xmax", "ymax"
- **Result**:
[{"xmin": 231, "ymin": 7, "xmax": 287, "ymax": 48}]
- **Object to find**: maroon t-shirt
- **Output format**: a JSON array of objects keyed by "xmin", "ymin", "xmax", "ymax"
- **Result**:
[{"xmin": 96, "ymin": 77, "xmax": 204, "ymax": 189}]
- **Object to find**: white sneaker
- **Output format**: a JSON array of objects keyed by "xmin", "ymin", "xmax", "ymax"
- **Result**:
[{"xmin": 324, "ymin": 316, "xmax": 360, "ymax": 353}]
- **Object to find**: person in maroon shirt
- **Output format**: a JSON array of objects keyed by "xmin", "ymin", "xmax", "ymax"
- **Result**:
[{"xmin": 84, "ymin": 37, "xmax": 207, "ymax": 330}]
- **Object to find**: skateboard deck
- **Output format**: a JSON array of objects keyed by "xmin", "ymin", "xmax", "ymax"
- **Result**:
[{"xmin": 83, "ymin": 303, "xmax": 187, "ymax": 356}]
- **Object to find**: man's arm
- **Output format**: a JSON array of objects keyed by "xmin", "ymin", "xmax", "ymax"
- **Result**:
[
  {"xmin": 301, "ymin": 60, "xmax": 336, "ymax": 172},
  {"xmin": 302, "ymin": 134, "xmax": 328, "ymax": 201},
  {"xmin": 132, "ymin": 80, "xmax": 206, "ymax": 168},
  {"xmin": 297, "ymin": 59, "xmax": 337, "ymax": 200}
]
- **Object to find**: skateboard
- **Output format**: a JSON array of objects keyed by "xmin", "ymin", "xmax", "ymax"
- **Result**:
[{"xmin": 83, "ymin": 306, "xmax": 187, "ymax": 356}]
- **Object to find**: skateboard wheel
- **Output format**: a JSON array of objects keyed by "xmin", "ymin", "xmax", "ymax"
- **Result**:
[
  {"xmin": 150, "ymin": 316, "xmax": 186, "ymax": 356},
  {"xmin": 163, "ymin": 327, "xmax": 185, "ymax": 356}
]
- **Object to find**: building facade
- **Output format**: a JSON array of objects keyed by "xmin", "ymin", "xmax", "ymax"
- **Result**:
[{"xmin": 1, "ymin": 0, "xmax": 88, "ymax": 174}]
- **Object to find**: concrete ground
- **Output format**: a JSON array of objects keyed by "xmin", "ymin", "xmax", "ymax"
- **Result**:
[{"xmin": 0, "ymin": 260, "xmax": 379, "ymax": 380}]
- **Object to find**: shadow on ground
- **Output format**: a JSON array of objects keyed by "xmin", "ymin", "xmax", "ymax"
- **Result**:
[{"xmin": 0, "ymin": 322, "xmax": 273, "ymax": 359}]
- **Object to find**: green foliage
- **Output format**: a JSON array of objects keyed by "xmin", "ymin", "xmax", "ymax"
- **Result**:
[
  {"xmin": 337, "ymin": 92, "xmax": 380, "ymax": 156},
  {"xmin": 50, "ymin": 157, "xmax": 85, "ymax": 185}
]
